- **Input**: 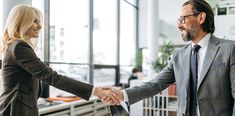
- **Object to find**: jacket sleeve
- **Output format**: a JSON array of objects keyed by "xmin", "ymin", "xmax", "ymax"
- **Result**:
[
  {"xmin": 229, "ymin": 44, "xmax": 235, "ymax": 115},
  {"xmin": 125, "ymin": 50, "xmax": 176, "ymax": 104},
  {"xmin": 13, "ymin": 41, "xmax": 93, "ymax": 100}
]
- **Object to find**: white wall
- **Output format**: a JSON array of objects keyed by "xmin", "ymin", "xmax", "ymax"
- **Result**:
[
  {"xmin": 214, "ymin": 15, "xmax": 235, "ymax": 40},
  {"xmin": 138, "ymin": 0, "xmax": 187, "ymax": 48}
]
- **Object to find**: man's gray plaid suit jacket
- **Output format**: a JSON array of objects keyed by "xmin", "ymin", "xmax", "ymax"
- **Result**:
[{"xmin": 125, "ymin": 35, "xmax": 235, "ymax": 116}]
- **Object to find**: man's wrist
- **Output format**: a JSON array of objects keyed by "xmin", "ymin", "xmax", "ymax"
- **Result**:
[
  {"xmin": 121, "ymin": 90, "xmax": 129, "ymax": 102},
  {"xmin": 93, "ymin": 87, "xmax": 103, "ymax": 97},
  {"xmin": 91, "ymin": 86, "xmax": 97, "ymax": 96}
]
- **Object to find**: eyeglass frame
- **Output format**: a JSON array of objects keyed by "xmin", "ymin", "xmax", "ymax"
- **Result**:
[{"xmin": 178, "ymin": 12, "xmax": 201, "ymax": 24}]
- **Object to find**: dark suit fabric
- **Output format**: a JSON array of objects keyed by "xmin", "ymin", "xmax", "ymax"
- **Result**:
[
  {"xmin": 0, "ymin": 40, "xmax": 93, "ymax": 116},
  {"xmin": 125, "ymin": 35, "xmax": 235, "ymax": 116}
]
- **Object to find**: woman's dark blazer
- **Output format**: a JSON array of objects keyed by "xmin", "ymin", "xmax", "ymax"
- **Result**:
[{"xmin": 0, "ymin": 40, "xmax": 93, "ymax": 116}]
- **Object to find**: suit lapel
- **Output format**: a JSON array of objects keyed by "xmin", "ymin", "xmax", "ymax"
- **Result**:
[{"xmin": 198, "ymin": 35, "xmax": 220, "ymax": 88}]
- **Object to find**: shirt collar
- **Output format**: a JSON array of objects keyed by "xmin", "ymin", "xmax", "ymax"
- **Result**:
[{"xmin": 191, "ymin": 33, "xmax": 211, "ymax": 49}]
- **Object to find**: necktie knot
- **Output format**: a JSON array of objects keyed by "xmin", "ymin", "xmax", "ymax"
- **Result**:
[{"xmin": 192, "ymin": 44, "xmax": 201, "ymax": 52}]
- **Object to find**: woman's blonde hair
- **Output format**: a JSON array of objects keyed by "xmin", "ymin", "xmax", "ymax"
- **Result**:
[{"xmin": 1, "ymin": 4, "xmax": 42, "ymax": 52}]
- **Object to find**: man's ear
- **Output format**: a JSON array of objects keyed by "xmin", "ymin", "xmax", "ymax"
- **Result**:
[{"xmin": 199, "ymin": 12, "xmax": 206, "ymax": 24}]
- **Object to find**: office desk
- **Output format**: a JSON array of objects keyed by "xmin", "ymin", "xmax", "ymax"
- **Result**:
[{"xmin": 39, "ymin": 97, "xmax": 111, "ymax": 116}]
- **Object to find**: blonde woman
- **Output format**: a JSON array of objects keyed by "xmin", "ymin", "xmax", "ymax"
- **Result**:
[{"xmin": 0, "ymin": 5, "xmax": 119, "ymax": 116}]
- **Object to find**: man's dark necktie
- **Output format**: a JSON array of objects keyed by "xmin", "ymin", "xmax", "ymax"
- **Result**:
[{"xmin": 190, "ymin": 44, "xmax": 201, "ymax": 116}]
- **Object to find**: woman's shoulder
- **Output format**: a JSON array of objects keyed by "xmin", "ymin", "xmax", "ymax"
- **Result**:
[
  {"xmin": 3, "ymin": 40, "xmax": 27, "ymax": 60},
  {"xmin": 8, "ymin": 40, "xmax": 33, "ymax": 56},
  {"xmin": 9, "ymin": 40, "xmax": 32, "ymax": 51},
  {"xmin": 10, "ymin": 40, "xmax": 36, "ymax": 61},
  {"xmin": 13, "ymin": 40, "xmax": 29, "ymax": 46}
]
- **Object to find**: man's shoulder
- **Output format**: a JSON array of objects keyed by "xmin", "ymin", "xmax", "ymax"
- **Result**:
[
  {"xmin": 212, "ymin": 35, "xmax": 235, "ymax": 45},
  {"xmin": 174, "ymin": 43, "xmax": 191, "ymax": 53},
  {"xmin": 210, "ymin": 35, "xmax": 235, "ymax": 52}
]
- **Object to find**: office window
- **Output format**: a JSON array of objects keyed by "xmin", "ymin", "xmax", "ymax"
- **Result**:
[
  {"xmin": 229, "ymin": 7, "xmax": 235, "ymax": 15},
  {"xmin": 120, "ymin": 66, "xmax": 133, "ymax": 84},
  {"xmin": 49, "ymin": 64, "xmax": 89, "ymax": 97},
  {"xmin": 93, "ymin": 68, "xmax": 116, "ymax": 86},
  {"xmin": 120, "ymin": 0, "xmax": 137, "ymax": 83},
  {"xmin": 50, "ymin": 64, "xmax": 89, "ymax": 82},
  {"xmin": 50, "ymin": 0, "xmax": 89, "ymax": 63},
  {"xmin": 0, "ymin": 1, "xmax": 3, "ymax": 46},
  {"xmin": 48, "ymin": 0, "xmax": 90, "ymax": 96},
  {"xmin": 93, "ymin": 0, "xmax": 117, "ymax": 65},
  {"xmin": 125, "ymin": 0, "xmax": 137, "ymax": 6},
  {"xmin": 120, "ymin": 0, "xmax": 136, "ymax": 66},
  {"xmin": 32, "ymin": 0, "xmax": 44, "ymax": 59}
]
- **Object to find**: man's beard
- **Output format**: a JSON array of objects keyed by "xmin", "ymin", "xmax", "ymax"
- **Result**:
[{"xmin": 181, "ymin": 27, "xmax": 196, "ymax": 42}]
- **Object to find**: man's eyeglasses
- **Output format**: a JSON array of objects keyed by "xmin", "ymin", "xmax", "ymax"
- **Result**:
[{"xmin": 178, "ymin": 13, "xmax": 200, "ymax": 24}]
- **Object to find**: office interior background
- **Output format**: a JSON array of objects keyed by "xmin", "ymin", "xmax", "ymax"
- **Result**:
[{"xmin": 0, "ymin": 0, "xmax": 235, "ymax": 116}]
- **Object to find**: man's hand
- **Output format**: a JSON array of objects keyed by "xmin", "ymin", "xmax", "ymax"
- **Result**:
[
  {"xmin": 100, "ymin": 86, "xmax": 124, "ymax": 105},
  {"xmin": 94, "ymin": 87, "xmax": 121, "ymax": 105}
]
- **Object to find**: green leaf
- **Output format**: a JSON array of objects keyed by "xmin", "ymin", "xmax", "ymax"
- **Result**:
[{"xmin": 153, "ymin": 41, "xmax": 174, "ymax": 72}]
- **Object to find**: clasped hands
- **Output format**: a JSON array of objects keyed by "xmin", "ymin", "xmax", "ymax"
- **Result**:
[{"xmin": 94, "ymin": 86, "xmax": 124, "ymax": 105}]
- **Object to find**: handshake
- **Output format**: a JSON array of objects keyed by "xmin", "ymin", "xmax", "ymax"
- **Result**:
[{"xmin": 94, "ymin": 86, "xmax": 124, "ymax": 105}]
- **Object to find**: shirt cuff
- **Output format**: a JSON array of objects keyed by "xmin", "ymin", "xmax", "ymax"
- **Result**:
[
  {"xmin": 121, "ymin": 90, "xmax": 129, "ymax": 102},
  {"xmin": 90, "ymin": 86, "xmax": 96, "ymax": 98}
]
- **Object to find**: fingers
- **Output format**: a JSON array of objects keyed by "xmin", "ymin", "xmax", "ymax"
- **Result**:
[
  {"xmin": 110, "ymin": 91, "xmax": 122, "ymax": 105},
  {"xmin": 101, "ymin": 86, "xmax": 123, "ymax": 101},
  {"xmin": 104, "ymin": 90, "xmax": 121, "ymax": 105},
  {"xmin": 94, "ymin": 87, "xmax": 119, "ymax": 105},
  {"xmin": 95, "ymin": 86, "xmax": 125, "ymax": 105},
  {"xmin": 101, "ymin": 96, "xmax": 111, "ymax": 104},
  {"xmin": 101, "ymin": 96, "xmax": 116, "ymax": 105},
  {"xmin": 94, "ymin": 87, "xmax": 104, "ymax": 99},
  {"xmin": 99, "ymin": 87, "xmax": 124, "ymax": 105},
  {"xmin": 111, "ymin": 87, "xmax": 124, "ymax": 101}
]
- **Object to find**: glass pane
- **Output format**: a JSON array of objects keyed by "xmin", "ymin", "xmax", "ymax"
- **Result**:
[
  {"xmin": 94, "ymin": 68, "xmax": 115, "ymax": 86},
  {"xmin": 93, "ymin": 0, "xmax": 117, "ymax": 65},
  {"xmin": 120, "ymin": 0, "xmax": 136, "ymax": 65},
  {"xmin": 32, "ymin": 0, "xmax": 43, "ymax": 10},
  {"xmin": 120, "ymin": 66, "xmax": 146, "ymax": 88},
  {"xmin": 0, "ymin": 1, "xmax": 3, "ymax": 60},
  {"xmin": 120, "ymin": 66, "xmax": 133, "ymax": 84},
  {"xmin": 32, "ymin": 0, "xmax": 44, "ymax": 60},
  {"xmin": 50, "ymin": 0, "xmax": 89, "ymax": 63},
  {"xmin": 50, "ymin": 64, "xmax": 89, "ymax": 82},
  {"xmin": 49, "ymin": 64, "xmax": 89, "ymax": 97},
  {"xmin": 229, "ymin": 7, "xmax": 235, "ymax": 15},
  {"xmin": 123, "ymin": 0, "xmax": 137, "ymax": 6},
  {"xmin": 0, "ymin": 2, "xmax": 2, "ymax": 40}
]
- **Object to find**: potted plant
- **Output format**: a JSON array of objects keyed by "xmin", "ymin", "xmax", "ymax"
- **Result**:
[{"xmin": 153, "ymin": 41, "xmax": 174, "ymax": 72}]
